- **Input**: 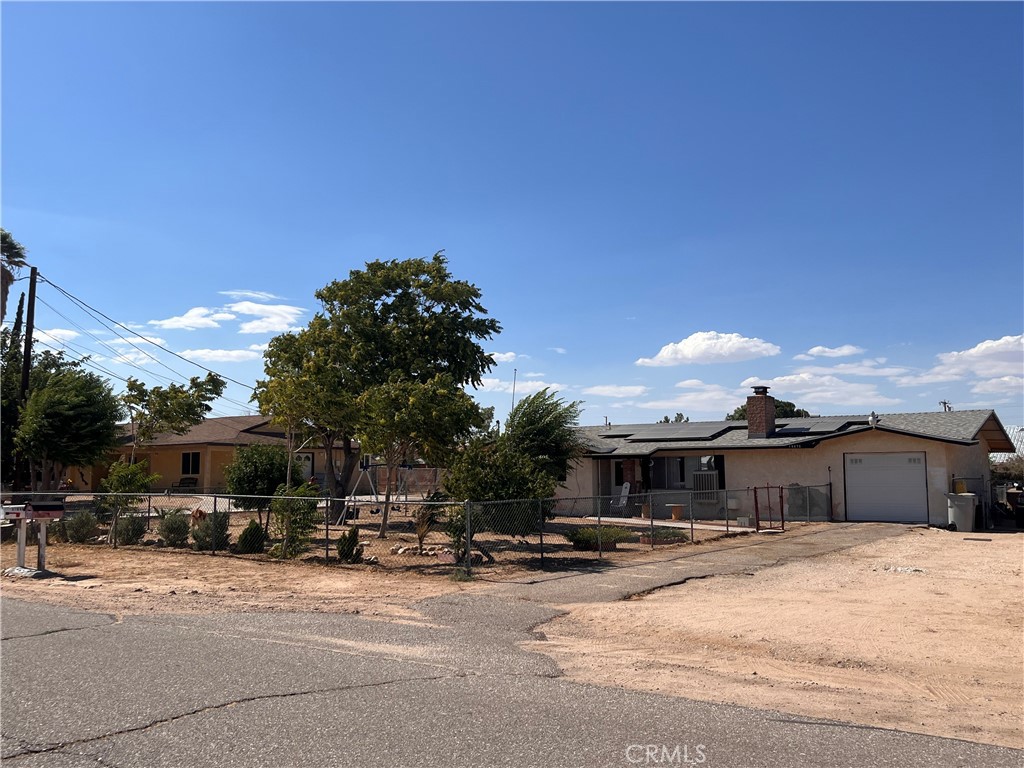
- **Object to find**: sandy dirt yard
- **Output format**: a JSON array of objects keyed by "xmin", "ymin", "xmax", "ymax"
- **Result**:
[
  {"xmin": 530, "ymin": 527, "xmax": 1024, "ymax": 749},
  {"xmin": 0, "ymin": 543, "xmax": 479, "ymax": 620}
]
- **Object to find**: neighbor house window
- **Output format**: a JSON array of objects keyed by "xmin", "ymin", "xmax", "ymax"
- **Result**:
[
  {"xmin": 614, "ymin": 461, "xmax": 624, "ymax": 487},
  {"xmin": 181, "ymin": 452, "xmax": 200, "ymax": 475}
]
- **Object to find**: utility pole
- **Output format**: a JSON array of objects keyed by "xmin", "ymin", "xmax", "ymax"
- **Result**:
[{"xmin": 18, "ymin": 266, "xmax": 37, "ymax": 404}]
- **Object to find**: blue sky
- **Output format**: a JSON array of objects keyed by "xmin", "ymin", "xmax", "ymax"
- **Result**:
[{"xmin": 3, "ymin": 2, "xmax": 1022, "ymax": 428}]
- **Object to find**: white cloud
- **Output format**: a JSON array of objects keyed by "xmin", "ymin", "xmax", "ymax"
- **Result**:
[
  {"xmin": 582, "ymin": 385, "xmax": 650, "ymax": 398},
  {"xmin": 225, "ymin": 301, "xmax": 306, "ymax": 334},
  {"xmin": 796, "ymin": 359, "xmax": 909, "ymax": 378},
  {"xmin": 149, "ymin": 307, "xmax": 237, "ymax": 330},
  {"xmin": 181, "ymin": 348, "xmax": 263, "ymax": 363},
  {"xmin": 248, "ymin": 343, "xmax": 269, "ymax": 352},
  {"xmin": 37, "ymin": 328, "xmax": 80, "ymax": 343},
  {"xmin": 637, "ymin": 384, "xmax": 744, "ymax": 415},
  {"xmin": 548, "ymin": 347, "xmax": 567, "ymax": 355},
  {"xmin": 219, "ymin": 290, "xmax": 282, "ymax": 301},
  {"xmin": 524, "ymin": 372, "xmax": 546, "ymax": 378},
  {"xmin": 109, "ymin": 335, "xmax": 167, "ymax": 348},
  {"xmin": 477, "ymin": 378, "xmax": 567, "ymax": 395},
  {"xmin": 970, "ymin": 376, "xmax": 1024, "ymax": 396},
  {"xmin": 893, "ymin": 335, "xmax": 1024, "ymax": 387},
  {"xmin": 491, "ymin": 352, "xmax": 519, "ymax": 363},
  {"xmin": 740, "ymin": 373, "xmax": 901, "ymax": 408},
  {"xmin": 803, "ymin": 344, "xmax": 865, "ymax": 358},
  {"xmin": 636, "ymin": 331, "xmax": 781, "ymax": 367}
]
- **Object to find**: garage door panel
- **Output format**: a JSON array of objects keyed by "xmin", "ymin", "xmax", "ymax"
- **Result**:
[{"xmin": 846, "ymin": 452, "xmax": 928, "ymax": 522}]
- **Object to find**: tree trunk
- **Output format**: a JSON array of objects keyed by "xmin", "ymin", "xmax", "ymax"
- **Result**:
[{"xmin": 377, "ymin": 462, "xmax": 395, "ymax": 539}]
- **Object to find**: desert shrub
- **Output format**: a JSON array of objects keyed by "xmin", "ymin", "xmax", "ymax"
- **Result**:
[
  {"xmin": 225, "ymin": 444, "xmax": 291, "ymax": 514},
  {"xmin": 270, "ymin": 484, "xmax": 320, "ymax": 558},
  {"xmin": 564, "ymin": 525, "xmax": 635, "ymax": 551},
  {"xmin": 158, "ymin": 511, "xmax": 190, "ymax": 548},
  {"xmin": 642, "ymin": 527, "xmax": 689, "ymax": 544},
  {"xmin": 335, "ymin": 526, "xmax": 363, "ymax": 563},
  {"xmin": 443, "ymin": 505, "xmax": 486, "ymax": 554},
  {"xmin": 114, "ymin": 515, "xmax": 147, "ymax": 546},
  {"xmin": 192, "ymin": 510, "xmax": 230, "ymax": 551},
  {"xmin": 64, "ymin": 511, "xmax": 99, "ymax": 543},
  {"xmin": 414, "ymin": 506, "xmax": 439, "ymax": 552},
  {"xmin": 236, "ymin": 519, "xmax": 267, "ymax": 554}
]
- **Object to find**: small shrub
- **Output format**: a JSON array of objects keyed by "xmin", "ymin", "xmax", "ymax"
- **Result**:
[
  {"xmin": 192, "ymin": 510, "xmax": 230, "ymax": 551},
  {"xmin": 414, "ymin": 507, "xmax": 439, "ymax": 552},
  {"xmin": 114, "ymin": 515, "xmax": 147, "ymax": 546},
  {"xmin": 564, "ymin": 525, "xmax": 635, "ymax": 551},
  {"xmin": 64, "ymin": 511, "xmax": 99, "ymax": 543},
  {"xmin": 236, "ymin": 519, "xmax": 267, "ymax": 554},
  {"xmin": 158, "ymin": 512, "xmax": 190, "ymax": 548},
  {"xmin": 270, "ymin": 484, "xmax": 320, "ymax": 558},
  {"xmin": 336, "ymin": 526, "xmax": 363, "ymax": 563}
]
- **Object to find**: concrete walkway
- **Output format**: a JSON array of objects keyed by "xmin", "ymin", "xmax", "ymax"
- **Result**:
[{"xmin": 482, "ymin": 522, "xmax": 908, "ymax": 604}]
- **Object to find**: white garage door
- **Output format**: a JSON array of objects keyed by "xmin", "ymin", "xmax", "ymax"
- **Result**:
[{"xmin": 845, "ymin": 452, "xmax": 928, "ymax": 523}]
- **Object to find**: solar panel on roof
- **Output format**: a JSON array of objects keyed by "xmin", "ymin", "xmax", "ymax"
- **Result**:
[{"xmin": 627, "ymin": 423, "xmax": 739, "ymax": 441}]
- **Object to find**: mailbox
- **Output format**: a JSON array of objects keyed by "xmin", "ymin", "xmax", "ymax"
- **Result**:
[{"xmin": 23, "ymin": 502, "xmax": 65, "ymax": 520}]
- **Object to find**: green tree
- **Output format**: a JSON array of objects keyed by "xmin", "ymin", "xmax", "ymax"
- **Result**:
[
  {"xmin": 123, "ymin": 373, "xmax": 226, "ymax": 461},
  {"xmin": 502, "ymin": 389, "xmax": 587, "ymax": 483},
  {"xmin": 726, "ymin": 399, "xmax": 811, "ymax": 421},
  {"xmin": 0, "ymin": 294, "xmax": 25, "ymax": 486},
  {"xmin": 13, "ymin": 350, "xmax": 124, "ymax": 491},
  {"xmin": 357, "ymin": 374, "xmax": 487, "ymax": 537},
  {"xmin": 258, "ymin": 252, "xmax": 500, "ymax": 507},
  {"xmin": 100, "ymin": 459, "xmax": 160, "ymax": 547},
  {"xmin": 1, "ymin": 228, "xmax": 28, "ymax": 323},
  {"xmin": 270, "ymin": 482, "xmax": 321, "ymax": 558},
  {"xmin": 224, "ymin": 444, "xmax": 291, "ymax": 530},
  {"xmin": 658, "ymin": 413, "xmax": 689, "ymax": 424}
]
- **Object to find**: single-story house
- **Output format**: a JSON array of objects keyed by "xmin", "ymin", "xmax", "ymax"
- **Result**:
[
  {"xmin": 77, "ymin": 415, "xmax": 360, "ymax": 494},
  {"xmin": 560, "ymin": 387, "xmax": 1016, "ymax": 526}
]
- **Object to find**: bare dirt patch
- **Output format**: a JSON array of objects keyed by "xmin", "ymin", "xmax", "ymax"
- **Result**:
[
  {"xmin": 0, "ymin": 542, "xmax": 480, "ymax": 619},
  {"xmin": 529, "ymin": 527, "xmax": 1024, "ymax": 748}
]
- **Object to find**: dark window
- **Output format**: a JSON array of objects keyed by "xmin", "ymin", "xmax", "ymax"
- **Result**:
[
  {"xmin": 181, "ymin": 452, "xmax": 200, "ymax": 475},
  {"xmin": 614, "ymin": 461, "xmax": 624, "ymax": 487}
]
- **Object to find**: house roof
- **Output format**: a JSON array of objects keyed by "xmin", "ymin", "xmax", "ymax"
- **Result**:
[
  {"xmin": 122, "ymin": 415, "xmax": 288, "ymax": 448},
  {"xmin": 580, "ymin": 410, "xmax": 1015, "ymax": 458}
]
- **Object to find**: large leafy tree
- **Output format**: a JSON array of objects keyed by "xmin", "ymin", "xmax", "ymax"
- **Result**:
[
  {"xmin": 1, "ymin": 228, "xmax": 28, "ymax": 323},
  {"xmin": 726, "ymin": 399, "xmax": 811, "ymax": 421},
  {"xmin": 252, "ymin": 331, "xmax": 313, "ymax": 489},
  {"xmin": 357, "ymin": 374, "xmax": 487, "ymax": 537},
  {"xmin": 224, "ymin": 444, "xmax": 291, "ymax": 531},
  {"xmin": 123, "ymin": 373, "xmax": 226, "ymax": 461},
  {"xmin": 257, "ymin": 252, "xmax": 500, "ymax": 509},
  {"xmin": 15, "ymin": 361, "xmax": 124, "ymax": 491}
]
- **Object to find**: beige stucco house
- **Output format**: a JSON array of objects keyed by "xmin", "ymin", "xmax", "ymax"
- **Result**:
[{"xmin": 561, "ymin": 387, "xmax": 1016, "ymax": 527}]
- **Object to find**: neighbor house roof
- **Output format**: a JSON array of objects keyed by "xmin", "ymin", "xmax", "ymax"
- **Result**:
[
  {"xmin": 119, "ymin": 415, "xmax": 287, "ymax": 448},
  {"xmin": 580, "ymin": 410, "xmax": 1015, "ymax": 458}
]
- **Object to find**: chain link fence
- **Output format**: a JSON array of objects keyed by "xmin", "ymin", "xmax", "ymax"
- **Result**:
[{"xmin": 3, "ymin": 483, "xmax": 831, "ymax": 573}]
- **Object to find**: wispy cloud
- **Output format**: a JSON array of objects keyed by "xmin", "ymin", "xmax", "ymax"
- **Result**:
[
  {"xmin": 893, "ymin": 335, "xmax": 1023, "ymax": 387},
  {"xmin": 37, "ymin": 328, "xmax": 80, "ymax": 344},
  {"xmin": 970, "ymin": 376, "xmax": 1024, "ymax": 396},
  {"xmin": 795, "ymin": 359, "xmax": 909, "ymax": 377},
  {"xmin": 636, "ymin": 331, "xmax": 781, "ymax": 367},
  {"xmin": 225, "ymin": 301, "xmax": 306, "ymax": 334},
  {"xmin": 181, "ymin": 348, "xmax": 263, "ymax": 363},
  {"xmin": 740, "ymin": 373, "xmax": 901, "ymax": 408},
  {"xmin": 109, "ymin": 335, "xmax": 167, "ymax": 348},
  {"xmin": 524, "ymin": 372, "xmax": 546, "ymax": 378},
  {"xmin": 582, "ymin": 384, "xmax": 650, "ymax": 398},
  {"xmin": 149, "ymin": 307, "xmax": 236, "ymax": 330},
  {"xmin": 477, "ymin": 378, "xmax": 567, "ymax": 395},
  {"xmin": 636, "ymin": 380, "xmax": 743, "ymax": 415},
  {"xmin": 548, "ymin": 347, "xmax": 567, "ymax": 355},
  {"xmin": 794, "ymin": 344, "xmax": 865, "ymax": 361},
  {"xmin": 219, "ymin": 290, "xmax": 283, "ymax": 301}
]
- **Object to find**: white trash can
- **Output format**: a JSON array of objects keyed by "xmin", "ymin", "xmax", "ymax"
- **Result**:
[{"xmin": 946, "ymin": 493, "xmax": 976, "ymax": 532}]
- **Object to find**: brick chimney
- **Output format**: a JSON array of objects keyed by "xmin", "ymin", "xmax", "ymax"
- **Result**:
[{"xmin": 747, "ymin": 385, "xmax": 776, "ymax": 439}]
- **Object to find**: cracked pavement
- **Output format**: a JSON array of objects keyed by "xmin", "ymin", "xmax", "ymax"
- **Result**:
[{"xmin": 2, "ymin": 525, "xmax": 1022, "ymax": 767}]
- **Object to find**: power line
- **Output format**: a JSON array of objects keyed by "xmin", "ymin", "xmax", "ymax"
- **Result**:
[{"xmin": 38, "ymin": 275, "xmax": 255, "ymax": 390}]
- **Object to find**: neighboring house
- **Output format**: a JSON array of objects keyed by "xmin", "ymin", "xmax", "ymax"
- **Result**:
[
  {"xmin": 561, "ymin": 386, "xmax": 1016, "ymax": 527},
  {"xmin": 79, "ymin": 415, "xmax": 359, "ymax": 493}
]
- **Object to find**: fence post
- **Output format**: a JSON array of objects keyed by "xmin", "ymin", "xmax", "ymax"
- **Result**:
[
  {"xmin": 753, "ymin": 487, "xmax": 761, "ymax": 531},
  {"xmin": 805, "ymin": 486, "xmax": 811, "ymax": 523},
  {"xmin": 779, "ymin": 486, "xmax": 785, "ymax": 532},
  {"xmin": 147, "ymin": 494, "xmax": 152, "ymax": 531},
  {"xmin": 538, "ymin": 499, "xmax": 545, "ymax": 569},
  {"xmin": 464, "ymin": 500, "xmax": 472, "ymax": 575},
  {"xmin": 210, "ymin": 495, "xmax": 217, "ymax": 555},
  {"xmin": 325, "ymin": 496, "xmax": 330, "ymax": 563},
  {"xmin": 689, "ymin": 492, "xmax": 695, "ymax": 544}
]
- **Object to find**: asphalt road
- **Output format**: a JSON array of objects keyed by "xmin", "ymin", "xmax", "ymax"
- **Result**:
[{"xmin": 2, "ymin": 525, "xmax": 1021, "ymax": 768}]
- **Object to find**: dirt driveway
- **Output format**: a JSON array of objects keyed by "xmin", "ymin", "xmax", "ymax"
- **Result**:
[
  {"xmin": 3, "ymin": 526, "xmax": 1021, "ymax": 749},
  {"xmin": 530, "ymin": 527, "xmax": 1024, "ymax": 749}
]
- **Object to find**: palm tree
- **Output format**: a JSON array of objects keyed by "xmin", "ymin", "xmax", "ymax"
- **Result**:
[{"xmin": 1, "ymin": 229, "xmax": 28, "ymax": 323}]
